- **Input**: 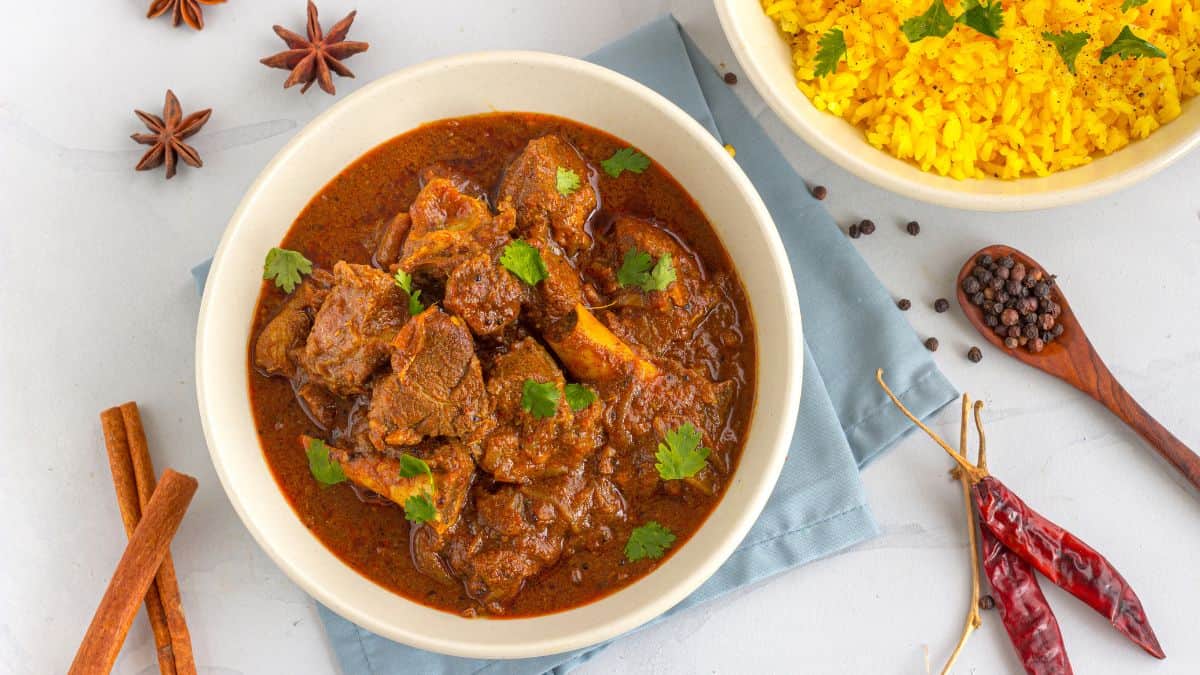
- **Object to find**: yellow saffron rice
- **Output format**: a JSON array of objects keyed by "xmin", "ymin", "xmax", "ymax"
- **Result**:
[{"xmin": 762, "ymin": 0, "xmax": 1200, "ymax": 179}]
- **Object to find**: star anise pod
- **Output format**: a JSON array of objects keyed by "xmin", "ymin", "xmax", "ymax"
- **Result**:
[
  {"xmin": 147, "ymin": 0, "xmax": 227, "ymax": 31},
  {"xmin": 260, "ymin": 1, "xmax": 369, "ymax": 95},
  {"xmin": 131, "ymin": 90, "xmax": 213, "ymax": 179}
]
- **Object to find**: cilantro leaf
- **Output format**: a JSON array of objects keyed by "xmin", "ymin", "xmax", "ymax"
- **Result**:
[
  {"xmin": 601, "ymin": 148, "xmax": 651, "ymax": 178},
  {"xmin": 564, "ymin": 383, "xmax": 597, "ymax": 412},
  {"xmin": 1043, "ymin": 31, "xmax": 1090, "ymax": 75},
  {"xmin": 1121, "ymin": 0, "xmax": 1149, "ymax": 10},
  {"xmin": 616, "ymin": 247, "xmax": 677, "ymax": 292},
  {"xmin": 500, "ymin": 239, "xmax": 549, "ymax": 286},
  {"xmin": 813, "ymin": 28, "xmax": 847, "ymax": 77},
  {"xmin": 616, "ymin": 247, "xmax": 654, "ymax": 287},
  {"xmin": 403, "ymin": 494, "xmax": 436, "ymax": 524},
  {"xmin": 625, "ymin": 522, "xmax": 676, "ymax": 562},
  {"xmin": 654, "ymin": 422, "xmax": 711, "ymax": 480},
  {"xmin": 394, "ymin": 269, "xmax": 425, "ymax": 315},
  {"xmin": 304, "ymin": 437, "xmax": 346, "ymax": 486},
  {"xmin": 408, "ymin": 289, "xmax": 425, "ymax": 316},
  {"xmin": 263, "ymin": 247, "xmax": 312, "ymax": 294},
  {"xmin": 398, "ymin": 454, "xmax": 433, "ymax": 485},
  {"xmin": 555, "ymin": 166, "xmax": 581, "ymax": 196},
  {"xmin": 1099, "ymin": 25, "xmax": 1166, "ymax": 63},
  {"xmin": 521, "ymin": 379, "xmax": 560, "ymax": 419},
  {"xmin": 393, "ymin": 269, "xmax": 414, "ymax": 293},
  {"xmin": 645, "ymin": 253, "xmax": 676, "ymax": 292},
  {"xmin": 901, "ymin": 0, "xmax": 955, "ymax": 43},
  {"xmin": 956, "ymin": 0, "xmax": 1003, "ymax": 39}
]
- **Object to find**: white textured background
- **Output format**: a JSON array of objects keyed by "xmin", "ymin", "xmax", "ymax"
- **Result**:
[{"xmin": 2, "ymin": 1, "xmax": 1198, "ymax": 673}]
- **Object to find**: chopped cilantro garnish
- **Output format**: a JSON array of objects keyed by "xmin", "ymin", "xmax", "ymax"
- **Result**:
[
  {"xmin": 654, "ymin": 422, "xmax": 710, "ymax": 480},
  {"xmin": 500, "ymin": 239, "xmax": 548, "ymax": 286},
  {"xmin": 394, "ymin": 269, "xmax": 425, "ymax": 315},
  {"xmin": 625, "ymin": 522, "xmax": 676, "ymax": 562},
  {"xmin": 407, "ymin": 289, "xmax": 425, "ymax": 316},
  {"xmin": 263, "ymin": 247, "xmax": 312, "ymax": 294},
  {"xmin": 564, "ymin": 383, "xmax": 597, "ymax": 412},
  {"xmin": 956, "ymin": 0, "xmax": 1003, "ymax": 39},
  {"xmin": 813, "ymin": 28, "xmax": 847, "ymax": 78},
  {"xmin": 1099, "ymin": 25, "xmax": 1166, "ymax": 63},
  {"xmin": 521, "ymin": 379, "xmax": 560, "ymax": 419},
  {"xmin": 1121, "ymin": 0, "xmax": 1149, "ymax": 10},
  {"xmin": 616, "ymin": 247, "xmax": 676, "ymax": 292},
  {"xmin": 403, "ymin": 494, "xmax": 436, "ymax": 523},
  {"xmin": 555, "ymin": 166, "xmax": 581, "ymax": 196},
  {"xmin": 398, "ymin": 453, "xmax": 433, "ymax": 484},
  {"xmin": 601, "ymin": 148, "xmax": 651, "ymax": 178},
  {"xmin": 393, "ymin": 269, "xmax": 414, "ymax": 293},
  {"xmin": 901, "ymin": 0, "xmax": 955, "ymax": 43},
  {"xmin": 304, "ymin": 437, "xmax": 346, "ymax": 486},
  {"xmin": 1043, "ymin": 31, "xmax": 1090, "ymax": 75}
]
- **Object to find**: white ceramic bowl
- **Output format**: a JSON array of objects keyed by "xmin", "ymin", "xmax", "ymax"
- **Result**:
[
  {"xmin": 196, "ymin": 51, "xmax": 803, "ymax": 659},
  {"xmin": 716, "ymin": 0, "xmax": 1200, "ymax": 211}
]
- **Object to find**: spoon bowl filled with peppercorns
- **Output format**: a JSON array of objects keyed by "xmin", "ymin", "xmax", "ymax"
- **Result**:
[{"xmin": 956, "ymin": 245, "xmax": 1200, "ymax": 494}]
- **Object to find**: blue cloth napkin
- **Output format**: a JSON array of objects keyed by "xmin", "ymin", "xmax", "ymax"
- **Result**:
[{"xmin": 192, "ymin": 15, "xmax": 956, "ymax": 674}]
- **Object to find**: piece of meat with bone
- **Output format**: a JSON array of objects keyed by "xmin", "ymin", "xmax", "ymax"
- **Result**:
[
  {"xmin": 300, "ymin": 262, "xmax": 409, "ymax": 396},
  {"xmin": 497, "ymin": 135, "xmax": 597, "ymax": 255},
  {"xmin": 367, "ymin": 306, "xmax": 491, "ymax": 448},
  {"xmin": 519, "ymin": 238, "xmax": 585, "ymax": 335},
  {"xmin": 443, "ymin": 253, "xmax": 525, "ymax": 338},
  {"xmin": 441, "ymin": 485, "xmax": 567, "ymax": 614},
  {"xmin": 314, "ymin": 436, "xmax": 475, "ymax": 533},
  {"xmin": 398, "ymin": 178, "xmax": 514, "ymax": 282},
  {"xmin": 253, "ymin": 269, "xmax": 333, "ymax": 377},
  {"xmin": 590, "ymin": 216, "xmax": 718, "ymax": 357},
  {"xmin": 479, "ymin": 338, "xmax": 604, "ymax": 483},
  {"xmin": 544, "ymin": 304, "xmax": 659, "ymax": 383}
]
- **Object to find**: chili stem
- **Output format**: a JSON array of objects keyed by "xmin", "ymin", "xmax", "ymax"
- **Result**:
[
  {"xmin": 973, "ymin": 401, "xmax": 988, "ymax": 471},
  {"xmin": 875, "ymin": 370, "xmax": 986, "ymax": 482},
  {"xmin": 941, "ymin": 395, "xmax": 983, "ymax": 675}
]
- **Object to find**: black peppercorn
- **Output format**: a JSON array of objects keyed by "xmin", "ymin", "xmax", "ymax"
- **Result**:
[
  {"xmin": 1010, "ymin": 263, "xmax": 1026, "ymax": 282},
  {"xmin": 995, "ymin": 265, "xmax": 1010, "ymax": 281},
  {"xmin": 1029, "ymin": 337, "xmax": 1046, "ymax": 353},
  {"xmin": 998, "ymin": 256, "xmax": 1014, "ymax": 269},
  {"xmin": 1023, "ymin": 324, "xmax": 1039, "ymax": 339},
  {"xmin": 1001, "ymin": 308, "xmax": 1020, "ymax": 326},
  {"xmin": 848, "ymin": 224, "xmax": 860, "ymax": 238},
  {"xmin": 1005, "ymin": 279, "xmax": 1023, "ymax": 295},
  {"xmin": 1034, "ymin": 282, "xmax": 1050, "ymax": 298},
  {"xmin": 1052, "ymin": 323, "xmax": 1064, "ymax": 336},
  {"xmin": 924, "ymin": 337, "xmax": 939, "ymax": 352},
  {"xmin": 984, "ymin": 314, "xmax": 999, "ymax": 327},
  {"xmin": 1007, "ymin": 326, "xmax": 1021, "ymax": 338},
  {"xmin": 993, "ymin": 324, "xmax": 1008, "ymax": 336},
  {"xmin": 971, "ymin": 291, "xmax": 985, "ymax": 306},
  {"xmin": 723, "ymin": 71, "xmax": 738, "ymax": 85},
  {"xmin": 962, "ymin": 277, "xmax": 982, "ymax": 294},
  {"xmin": 907, "ymin": 221, "xmax": 920, "ymax": 236},
  {"xmin": 1004, "ymin": 336, "xmax": 1019, "ymax": 349},
  {"xmin": 967, "ymin": 347, "xmax": 983, "ymax": 363},
  {"xmin": 996, "ymin": 291, "xmax": 1010, "ymax": 304},
  {"xmin": 811, "ymin": 185, "xmax": 828, "ymax": 200},
  {"xmin": 934, "ymin": 298, "xmax": 950, "ymax": 312},
  {"xmin": 859, "ymin": 219, "xmax": 876, "ymax": 235},
  {"xmin": 979, "ymin": 254, "xmax": 994, "ymax": 266},
  {"xmin": 972, "ymin": 266, "xmax": 989, "ymax": 280},
  {"xmin": 897, "ymin": 298, "xmax": 911, "ymax": 310}
]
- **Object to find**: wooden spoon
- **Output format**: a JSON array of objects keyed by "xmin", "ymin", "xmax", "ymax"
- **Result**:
[{"xmin": 956, "ymin": 244, "xmax": 1200, "ymax": 492}]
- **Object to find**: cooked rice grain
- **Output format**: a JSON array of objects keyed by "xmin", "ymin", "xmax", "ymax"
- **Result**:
[{"xmin": 763, "ymin": 0, "xmax": 1200, "ymax": 179}]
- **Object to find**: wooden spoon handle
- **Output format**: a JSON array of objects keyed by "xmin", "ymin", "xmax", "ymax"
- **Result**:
[{"xmin": 1078, "ymin": 348, "xmax": 1200, "ymax": 491}]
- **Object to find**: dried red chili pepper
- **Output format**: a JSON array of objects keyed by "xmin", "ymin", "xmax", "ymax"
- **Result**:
[
  {"xmin": 974, "ymin": 475, "xmax": 1165, "ymax": 659},
  {"xmin": 979, "ymin": 524, "xmax": 1073, "ymax": 674}
]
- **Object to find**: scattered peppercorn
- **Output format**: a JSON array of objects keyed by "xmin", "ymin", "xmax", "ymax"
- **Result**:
[
  {"xmin": 859, "ymin": 219, "xmax": 876, "ymax": 235},
  {"xmin": 723, "ymin": 71, "xmax": 738, "ymax": 85},
  {"xmin": 906, "ymin": 220, "xmax": 920, "ymax": 236},
  {"xmin": 979, "ymin": 594, "xmax": 995, "ymax": 610},
  {"xmin": 848, "ymin": 224, "xmax": 860, "ymax": 239},
  {"xmin": 967, "ymin": 346, "xmax": 983, "ymax": 363},
  {"xmin": 924, "ymin": 337, "xmax": 939, "ymax": 352},
  {"xmin": 934, "ymin": 298, "xmax": 950, "ymax": 313},
  {"xmin": 811, "ymin": 185, "xmax": 828, "ymax": 200},
  {"xmin": 963, "ymin": 252, "xmax": 1063, "ymax": 354},
  {"xmin": 897, "ymin": 298, "xmax": 912, "ymax": 311}
]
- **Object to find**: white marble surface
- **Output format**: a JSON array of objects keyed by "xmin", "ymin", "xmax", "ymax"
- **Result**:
[{"xmin": 2, "ymin": 1, "xmax": 1198, "ymax": 673}]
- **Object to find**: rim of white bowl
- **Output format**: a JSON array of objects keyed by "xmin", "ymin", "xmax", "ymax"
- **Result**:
[
  {"xmin": 715, "ymin": 0, "xmax": 1200, "ymax": 212},
  {"xmin": 196, "ymin": 50, "xmax": 803, "ymax": 658}
]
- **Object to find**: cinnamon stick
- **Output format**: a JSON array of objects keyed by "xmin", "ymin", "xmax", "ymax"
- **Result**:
[
  {"xmin": 70, "ymin": 469, "xmax": 198, "ymax": 675},
  {"xmin": 119, "ymin": 403, "xmax": 197, "ymax": 675},
  {"xmin": 100, "ymin": 408, "xmax": 176, "ymax": 675}
]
